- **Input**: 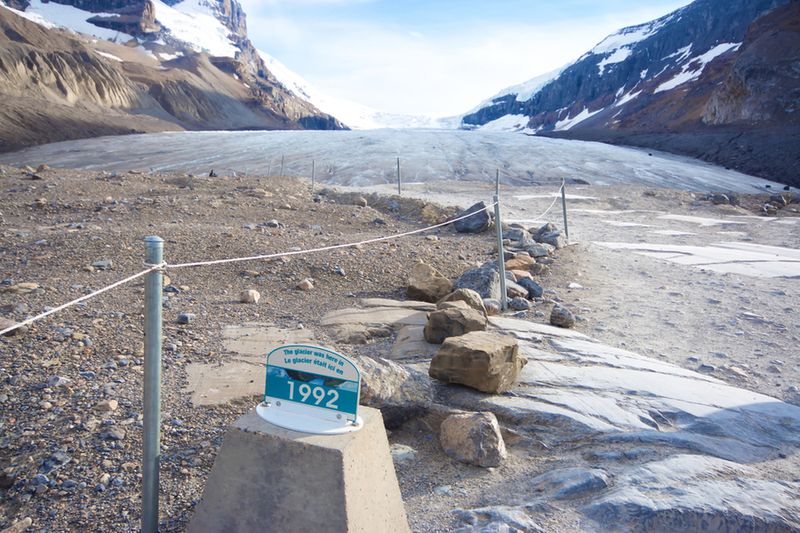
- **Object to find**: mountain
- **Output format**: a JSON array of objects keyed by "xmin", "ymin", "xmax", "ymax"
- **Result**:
[
  {"xmin": 259, "ymin": 51, "xmax": 458, "ymax": 130},
  {"xmin": 0, "ymin": 0, "xmax": 344, "ymax": 152},
  {"xmin": 462, "ymin": 0, "xmax": 799, "ymax": 187}
]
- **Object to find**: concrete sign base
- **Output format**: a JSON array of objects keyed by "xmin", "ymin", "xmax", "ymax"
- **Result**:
[{"xmin": 188, "ymin": 406, "xmax": 410, "ymax": 533}]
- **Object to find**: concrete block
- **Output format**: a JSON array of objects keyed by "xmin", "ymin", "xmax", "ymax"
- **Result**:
[{"xmin": 189, "ymin": 406, "xmax": 410, "ymax": 533}]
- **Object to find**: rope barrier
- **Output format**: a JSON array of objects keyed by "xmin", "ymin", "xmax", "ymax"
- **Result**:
[
  {"xmin": 0, "ymin": 180, "xmax": 567, "ymax": 337},
  {"xmin": 0, "ymin": 265, "xmax": 160, "ymax": 337}
]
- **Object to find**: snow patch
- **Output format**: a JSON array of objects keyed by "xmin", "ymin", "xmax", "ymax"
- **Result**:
[
  {"xmin": 554, "ymin": 107, "xmax": 603, "ymax": 131},
  {"xmin": 478, "ymin": 114, "xmax": 530, "ymax": 132},
  {"xmin": 95, "ymin": 51, "xmax": 123, "ymax": 62},
  {"xmin": 654, "ymin": 43, "xmax": 741, "ymax": 93},
  {"xmin": 615, "ymin": 90, "xmax": 642, "ymax": 108},
  {"xmin": 597, "ymin": 47, "xmax": 632, "ymax": 75},
  {"xmin": 152, "ymin": 0, "xmax": 238, "ymax": 57},
  {"xmin": 7, "ymin": 0, "xmax": 134, "ymax": 41}
]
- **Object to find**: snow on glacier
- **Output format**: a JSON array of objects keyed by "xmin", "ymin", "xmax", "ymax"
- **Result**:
[{"xmin": 0, "ymin": 130, "xmax": 783, "ymax": 193}]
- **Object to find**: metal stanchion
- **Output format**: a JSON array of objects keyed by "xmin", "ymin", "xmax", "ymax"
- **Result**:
[
  {"xmin": 561, "ymin": 178, "xmax": 570, "ymax": 243},
  {"xmin": 143, "ymin": 236, "xmax": 163, "ymax": 533},
  {"xmin": 494, "ymin": 170, "xmax": 508, "ymax": 311},
  {"xmin": 396, "ymin": 157, "xmax": 401, "ymax": 195}
]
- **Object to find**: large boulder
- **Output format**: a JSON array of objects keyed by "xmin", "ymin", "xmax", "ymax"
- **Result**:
[
  {"xmin": 440, "ymin": 412, "xmax": 507, "ymax": 467},
  {"xmin": 424, "ymin": 301, "xmax": 488, "ymax": 344},
  {"xmin": 429, "ymin": 331, "xmax": 526, "ymax": 393},
  {"xmin": 454, "ymin": 202, "xmax": 492, "ymax": 233},
  {"xmin": 454, "ymin": 263, "xmax": 501, "ymax": 300},
  {"xmin": 504, "ymin": 253, "xmax": 535, "ymax": 271},
  {"xmin": 355, "ymin": 356, "xmax": 433, "ymax": 428},
  {"xmin": 407, "ymin": 262, "xmax": 453, "ymax": 303},
  {"xmin": 439, "ymin": 288, "xmax": 487, "ymax": 317},
  {"xmin": 517, "ymin": 278, "xmax": 544, "ymax": 299}
]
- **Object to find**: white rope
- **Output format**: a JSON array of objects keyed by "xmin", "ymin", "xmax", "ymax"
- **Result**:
[
  {"xmin": 0, "ymin": 265, "xmax": 159, "ymax": 337},
  {"xmin": 527, "ymin": 182, "xmax": 564, "ymax": 222},
  {"xmin": 166, "ymin": 199, "xmax": 500, "ymax": 269}
]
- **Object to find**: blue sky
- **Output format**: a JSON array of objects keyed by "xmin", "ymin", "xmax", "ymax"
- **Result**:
[{"xmin": 240, "ymin": 0, "xmax": 693, "ymax": 116}]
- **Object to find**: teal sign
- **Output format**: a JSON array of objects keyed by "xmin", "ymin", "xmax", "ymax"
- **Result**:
[{"xmin": 264, "ymin": 345, "xmax": 361, "ymax": 425}]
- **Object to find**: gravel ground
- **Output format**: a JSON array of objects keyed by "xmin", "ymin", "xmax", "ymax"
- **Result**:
[{"xmin": 0, "ymin": 165, "xmax": 497, "ymax": 532}]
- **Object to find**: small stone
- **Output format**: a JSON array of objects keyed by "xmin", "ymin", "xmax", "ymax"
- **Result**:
[
  {"xmin": 518, "ymin": 278, "xmax": 544, "ymax": 299},
  {"xmin": 95, "ymin": 399, "xmax": 119, "ymax": 413},
  {"xmin": 355, "ymin": 197, "xmax": 368, "ymax": 207},
  {"xmin": 454, "ymin": 202, "xmax": 492, "ymax": 233},
  {"xmin": 0, "ymin": 317, "xmax": 25, "ymax": 336},
  {"xmin": 568, "ymin": 282, "xmax": 584, "ymax": 289},
  {"xmin": 100, "ymin": 427, "xmax": 126, "ymax": 441},
  {"xmin": 296, "ymin": 278, "xmax": 314, "ymax": 291},
  {"xmin": 509, "ymin": 297, "xmax": 531, "ymax": 311},
  {"xmin": 177, "ymin": 312, "xmax": 196, "ymax": 324},
  {"xmin": 697, "ymin": 363, "xmax": 716, "ymax": 374},
  {"xmin": 36, "ymin": 164, "xmax": 50, "ymax": 172},
  {"xmin": 390, "ymin": 444, "xmax": 418, "ymax": 463},
  {"xmin": 433, "ymin": 485, "xmax": 453, "ymax": 496},
  {"xmin": 91, "ymin": 260, "xmax": 113, "ymax": 270},
  {"xmin": 483, "ymin": 299, "xmax": 502, "ymax": 316},
  {"xmin": 440, "ymin": 412, "xmax": 507, "ymax": 467},
  {"xmin": 47, "ymin": 375, "xmax": 71, "ymax": 388},
  {"xmin": 240, "ymin": 289, "xmax": 261, "ymax": 304},
  {"xmin": 550, "ymin": 305, "xmax": 575, "ymax": 328}
]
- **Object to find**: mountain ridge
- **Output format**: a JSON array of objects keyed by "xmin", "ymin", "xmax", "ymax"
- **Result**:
[
  {"xmin": 462, "ymin": 0, "xmax": 799, "ymax": 186},
  {"xmin": 0, "ymin": 0, "xmax": 344, "ymax": 153}
]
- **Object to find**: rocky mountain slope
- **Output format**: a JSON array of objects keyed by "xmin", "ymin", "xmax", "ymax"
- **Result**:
[
  {"xmin": 462, "ymin": 0, "xmax": 799, "ymax": 187},
  {"xmin": 0, "ymin": 0, "xmax": 343, "ymax": 153}
]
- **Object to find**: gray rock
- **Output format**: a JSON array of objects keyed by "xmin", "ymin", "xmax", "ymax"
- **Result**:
[
  {"xmin": 91, "ymin": 259, "xmax": 113, "ymax": 270},
  {"xmin": 525, "ymin": 243, "xmax": 552, "ymax": 258},
  {"xmin": 483, "ymin": 299, "xmax": 502, "ymax": 316},
  {"xmin": 454, "ymin": 201, "xmax": 492, "ymax": 233},
  {"xmin": 509, "ymin": 297, "xmax": 531, "ymax": 311},
  {"xmin": 530, "ymin": 467, "xmax": 610, "ymax": 499},
  {"xmin": 517, "ymin": 278, "xmax": 544, "ymax": 299},
  {"xmin": 100, "ymin": 427, "xmax": 126, "ymax": 441},
  {"xmin": 711, "ymin": 193, "xmax": 730, "ymax": 205},
  {"xmin": 453, "ymin": 506, "xmax": 546, "ymax": 533},
  {"xmin": 505, "ymin": 279, "xmax": 528, "ymax": 299},
  {"xmin": 583, "ymin": 455, "xmax": 800, "ymax": 532},
  {"xmin": 440, "ymin": 412, "xmax": 507, "ymax": 467},
  {"xmin": 531, "ymin": 223, "xmax": 566, "ymax": 249},
  {"xmin": 424, "ymin": 302, "xmax": 488, "ymax": 344},
  {"xmin": 390, "ymin": 444, "xmax": 417, "ymax": 463},
  {"xmin": 550, "ymin": 305, "xmax": 575, "ymax": 328},
  {"xmin": 455, "ymin": 264, "xmax": 501, "ymax": 300},
  {"xmin": 177, "ymin": 312, "xmax": 196, "ymax": 324},
  {"xmin": 47, "ymin": 375, "xmax": 71, "ymax": 388},
  {"xmin": 355, "ymin": 356, "xmax": 433, "ymax": 428}
]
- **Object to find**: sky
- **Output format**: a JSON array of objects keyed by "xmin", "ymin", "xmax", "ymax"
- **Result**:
[{"xmin": 240, "ymin": 0, "xmax": 694, "ymax": 117}]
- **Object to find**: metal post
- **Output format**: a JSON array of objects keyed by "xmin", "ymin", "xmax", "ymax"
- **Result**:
[
  {"xmin": 280, "ymin": 155, "xmax": 285, "ymax": 177},
  {"xmin": 495, "ymin": 169, "xmax": 500, "ymax": 196},
  {"xmin": 494, "ymin": 194, "xmax": 508, "ymax": 311},
  {"xmin": 143, "ymin": 236, "xmax": 163, "ymax": 533},
  {"xmin": 396, "ymin": 157, "xmax": 401, "ymax": 195},
  {"xmin": 561, "ymin": 178, "xmax": 570, "ymax": 243},
  {"xmin": 311, "ymin": 159, "xmax": 316, "ymax": 195}
]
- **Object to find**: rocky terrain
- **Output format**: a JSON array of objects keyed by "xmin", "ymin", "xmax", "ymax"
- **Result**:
[
  {"xmin": 0, "ymin": 1, "xmax": 342, "ymax": 154},
  {"xmin": 1, "ymin": 162, "xmax": 799, "ymax": 531},
  {"xmin": 463, "ymin": 0, "xmax": 800, "ymax": 187}
]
